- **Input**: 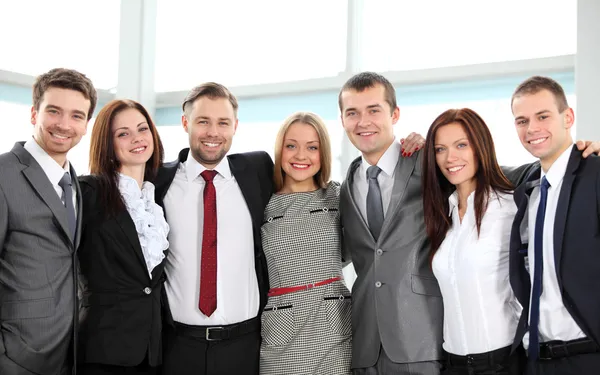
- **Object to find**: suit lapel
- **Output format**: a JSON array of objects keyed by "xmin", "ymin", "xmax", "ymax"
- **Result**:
[
  {"xmin": 71, "ymin": 164, "xmax": 83, "ymax": 248},
  {"xmin": 15, "ymin": 144, "xmax": 72, "ymax": 246},
  {"xmin": 344, "ymin": 157, "xmax": 371, "ymax": 237},
  {"xmin": 380, "ymin": 153, "xmax": 418, "ymax": 237},
  {"xmin": 229, "ymin": 155, "xmax": 263, "ymax": 230},
  {"xmin": 553, "ymin": 146, "xmax": 580, "ymax": 282},
  {"xmin": 115, "ymin": 212, "xmax": 150, "ymax": 280}
]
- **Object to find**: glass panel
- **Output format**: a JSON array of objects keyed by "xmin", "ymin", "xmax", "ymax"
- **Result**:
[
  {"xmin": 362, "ymin": 0, "xmax": 576, "ymax": 72},
  {"xmin": 155, "ymin": 0, "xmax": 347, "ymax": 92},
  {"xmin": 0, "ymin": 0, "xmax": 121, "ymax": 89}
]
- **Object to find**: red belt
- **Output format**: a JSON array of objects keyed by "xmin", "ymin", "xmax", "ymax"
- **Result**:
[{"xmin": 268, "ymin": 276, "xmax": 342, "ymax": 297}]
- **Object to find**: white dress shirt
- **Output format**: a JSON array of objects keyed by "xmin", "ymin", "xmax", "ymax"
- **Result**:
[
  {"xmin": 24, "ymin": 138, "xmax": 77, "ymax": 210},
  {"xmin": 432, "ymin": 190, "xmax": 520, "ymax": 355},
  {"xmin": 352, "ymin": 139, "xmax": 400, "ymax": 223},
  {"xmin": 523, "ymin": 144, "xmax": 585, "ymax": 348},
  {"xmin": 163, "ymin": 152, "xmax": 259, "ymax": 325}
]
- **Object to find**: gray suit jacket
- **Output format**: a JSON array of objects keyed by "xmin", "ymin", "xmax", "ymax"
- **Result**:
[
  {"xmin": 340, "ymin": 150, "xmax": 444, "ymax": 368},
  {"xmin": 0, "ymin": 142, "xmax": 81, "ymax": 375}
]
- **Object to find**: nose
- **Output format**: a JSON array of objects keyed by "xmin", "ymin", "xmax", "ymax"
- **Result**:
[
  {"xmin": 527, "ymin": 119, "xmax": 542, "ymax": 133},
  {"xmin": 446, "ymin": 149, "xmax": 459, "ymax": 162},
  {"xmin": 206, "ymin": 123, "xmax": 219, "ymax": 137}
]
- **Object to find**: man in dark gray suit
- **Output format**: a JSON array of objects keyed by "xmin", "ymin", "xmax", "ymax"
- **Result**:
[{"xmin": 0, "ymin": 68, "xmax": 97, "ymax": 375}]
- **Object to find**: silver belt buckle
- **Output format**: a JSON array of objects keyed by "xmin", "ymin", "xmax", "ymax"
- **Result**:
[{"xmin": 206, "ymin": 326, "xmax": 223, "ymax": 341}]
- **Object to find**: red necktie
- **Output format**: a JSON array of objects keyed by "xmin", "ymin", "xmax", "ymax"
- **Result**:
[{"xmin": 199, "ymin": 170, "xmax": 218, "ymax": 316}]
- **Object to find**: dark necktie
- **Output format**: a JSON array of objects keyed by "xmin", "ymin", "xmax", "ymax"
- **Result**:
[
  {"xmin": 529, "ymin": 176, "xmax": 551, "ymax": 360},
  {"xmin": 58, "ymin": 172, "xmax": 76, "ymax": 240},
  {"xmin": 199, "ymin": 170, "xmax": 218, "ymax": 316},
  {"xmin": 366, "ymin": 165, "xmax": 384, "ymax": 241}
]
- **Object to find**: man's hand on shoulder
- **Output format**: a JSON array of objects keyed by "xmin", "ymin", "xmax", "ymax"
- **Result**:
[{"xmin": 576, "ymin": 140, "xmax": 600, "ymax": 158}]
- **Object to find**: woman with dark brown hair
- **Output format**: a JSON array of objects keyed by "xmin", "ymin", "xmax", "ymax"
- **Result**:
[
  {"xmin": 77, "ymin": 99, "xmax": 168, "ymax": 374},
  {"xmin": 422, "ymin": 108, "xmax": 524, "ymax": 375}
]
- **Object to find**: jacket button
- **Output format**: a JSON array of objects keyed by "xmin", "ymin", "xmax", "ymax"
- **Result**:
[
  {"xmin": 376, "ymin": 249, "xmax": 383, "ymax": 256},
  {"xmin": 375, "ymin": 281, "xmax": 382, "ymax": 288},
  {"xmin": 144, "ymin": 287, "xmax": 152, "ymax": 295}
]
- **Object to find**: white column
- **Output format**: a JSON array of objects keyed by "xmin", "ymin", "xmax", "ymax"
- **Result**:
[
  {"xmin": 575, "ymin": 0, "xmax": 600, "ymax": 139},
  {"xmin": 116, "ymin": 0, "xmax": 158, "ymax": 116}
]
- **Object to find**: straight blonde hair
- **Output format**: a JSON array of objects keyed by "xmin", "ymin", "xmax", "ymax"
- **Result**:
[{"xmin": 273, "ymin": 112, "xmax": 332, "ymax": 191}]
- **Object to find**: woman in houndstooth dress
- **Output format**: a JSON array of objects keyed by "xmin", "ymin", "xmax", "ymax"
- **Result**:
[{"xmin": 259, "ymin": 112, "xmax": 352, "ymax": 375}]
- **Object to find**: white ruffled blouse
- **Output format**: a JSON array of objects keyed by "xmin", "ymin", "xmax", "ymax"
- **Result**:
[{"xmin": 119, "ymin": 174, "xmax": 169, "ymax": 278}]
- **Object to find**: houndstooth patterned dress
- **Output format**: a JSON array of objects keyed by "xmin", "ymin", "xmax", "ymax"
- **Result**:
[{"xmin": 260, "ymin": 181, "xmax": 352, "ymax": 375}]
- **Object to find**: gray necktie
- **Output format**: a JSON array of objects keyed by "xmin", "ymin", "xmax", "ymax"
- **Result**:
[
  {"xmin": 366, "ymin": 166, "xmax": 384, "ymax": 241},
  {"xmin": 58, "ymin": 172, "xmax": 76, "ymax": 240}
]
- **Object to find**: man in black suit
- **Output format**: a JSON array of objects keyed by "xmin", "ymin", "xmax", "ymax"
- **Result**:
[
  {"xmin": 155, "ymin": 82, "xmax": 273, "ymax": 375},
  {"xmin": 509, "ymin": 76, "xmax": 600, "ymax": 374}
]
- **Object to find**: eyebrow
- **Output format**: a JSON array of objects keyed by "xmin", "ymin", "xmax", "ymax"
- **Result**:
[
  {"xmin": 434, "ymin": 137, "xmax": 468, "ymax": 147},
  {"xmin": 46, "ymin": 104, "xmax": 87, "ymax": 118},
  {"xmin": 285, "ymin": 138, "xmax": 320, "ymax": 143},
  {"xmin": 344, "ymin": 103, "xmax": 383, "ymax": 114},
  {"xmin": 515, "ymin": 110, "xmax": 551, "ymax": 121},
  {"xmin": 193, "ymin": 116, "xmax": 231, "ymax": 122},
  {"xmin": 114, "ymin": 121, "xmax": 148, "ymax": 132}
]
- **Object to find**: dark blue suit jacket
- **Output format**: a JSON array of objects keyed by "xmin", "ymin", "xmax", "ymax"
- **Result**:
[{"xmin": 510, "ymin": 145, "xmax": 600, "ymax": 350}]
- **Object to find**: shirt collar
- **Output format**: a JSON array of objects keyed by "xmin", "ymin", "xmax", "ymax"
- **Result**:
[
  {"xmin": 542, "ymin": 143, "xmax": 573, "ymax": 188},
  {"xmin": 360, "ymin": 138, "xmax": 401, "ymax": 178},
  {"xmin": 184, "ymin": 150, "xmax": 232, "ymax": 181},
  {"xmin": 24, "ymin": 138, "xmax": 71, "ymax": 186},
  {"xmin": 447, "ymin": 189, "xmax": 475, "ymax": 215}
]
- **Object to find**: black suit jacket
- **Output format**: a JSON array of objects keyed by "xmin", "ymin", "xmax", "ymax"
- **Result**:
[
  {"xmin": 154, "ymin": 149, "xmax": 274, "ymax": 324},
  {"xmin": 510, "ymin": 146, "xmax": 600, "ymax": 350},
  {"xmin": 77, "ymin": 175, "xmax": 167, "ymax": 367}
]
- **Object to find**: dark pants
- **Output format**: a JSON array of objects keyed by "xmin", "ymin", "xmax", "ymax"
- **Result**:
[
  {"xmin": 78, "ymin": 363, "xmax": 158, "ymax": 375},
  {"xmin": 161, "ymin": 317, "xmax": 260, "ymax": 375},
  {"xmin": 526, "ymin": 352, "xmax": 600, "ymax": 375},
  {"xmin": 443, "ymin": 345, "xmax": 525, "ymax": 375},
  {"xmin": 353, "ymin": 346, "xmax": 442, "ymax": 375}
]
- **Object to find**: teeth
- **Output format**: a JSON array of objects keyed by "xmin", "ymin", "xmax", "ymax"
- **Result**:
[
  {"xmin": 448, "ymin": 166, "xmax": 464, "ymax": 172},
  {"xmin": 359, "ymin": 132, "xmax": 375, "ymax": 136},
  {"xmin": 529, "ymin": 137, "xmax": 547, "ymax": 145},
  {"xmin": 292, "ymin": 164, "xmax": 309, "ymax": 169},
  {"xmin": 131, "ymin": 147, "xmax": 145, "ymax": 153},
  {"xmin": 51, "ymin": 133, "xmax": 68, "ymax": 139},
  {"xmin": 202, "ymin": 142, "xmax": 220, "ymax": 147}
]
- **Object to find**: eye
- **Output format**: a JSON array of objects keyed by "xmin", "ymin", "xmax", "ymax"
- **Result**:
[
  {"xmin": 434, "ymin": 147, "xmax": 445, "ymax": 153},
  {"xmin": 285, "ymin": 144, "xmax": 296, "ymax": 149},
  {"xmin": 346, "ymin": 111, "xmax": 356, "ymax": 117},
  {"xmin": 48, "ymin": 109, "xmax": 59, "ymax": 114},
  {"xmin": 516, "ymin": 119, "xmax": 527, "ymax": 126},
  {"xmin": 219, "ymin": 122, "xmax": 229, "ymax": 126},
  {"xmin": 308, "ymin": 146, "xmax": 319, "ymax": 151},
  {"xmin": 117, "ymin": 132, "xmax": 128, "ymax": 138},
  {"xmin": 198, "ymin": 120, "xmax": 208, "ymax": 125},
  {"xmin": 457, "ymin": 143, "xmax": 468, "ymax": 149},
  {"xmin": 73, "ymin": 114, "xmax": 85, "ymax": 120},
  {"xmin": 369, "ymin": 109, "xmax": 380, "ymax": 114},
  {"xmin": 140, "ymin": 126, "xmax": 149, "ymax": 132},
  {"xmin": 539, "ymin": 115, "xmax": 549, "ymax": 121}
]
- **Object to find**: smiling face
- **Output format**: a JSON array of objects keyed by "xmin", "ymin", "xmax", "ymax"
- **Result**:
[
  {"xmin": 434, "ymin": 122, "xmax": 478, "ymax": 192},
  {"xmin": 112, "ymin": 108, "xmax": 154, "ymax": 171},
  {"xmin": 31, "ymin": 87, "xmax": 90, "ymax": 166},
  {"xmin": 183, "ymin": 96, "xmax": 238, "ymax": 168},
  {"xmin": 340, "ymin": 84, "xmax": 399, "ymax": 165},
  {"xmin": 281, "ymin": 122, "xmax": 321, "ymax": 190},
  {"xmin": 512, "ymin": 89, "xmax": 574, "ymax": 171}
]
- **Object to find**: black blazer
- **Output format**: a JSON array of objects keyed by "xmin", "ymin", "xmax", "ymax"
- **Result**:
[
  {"xmin": 154, "ymin": 149, "xmax": 274, "ymax": 324},
  {"xmin": 510, "ymin": 146, "xmax": 600, "ymax": 350},
  {"xmin": 77, "ymin": 175, "xmax": 168, "ymax": 367}
]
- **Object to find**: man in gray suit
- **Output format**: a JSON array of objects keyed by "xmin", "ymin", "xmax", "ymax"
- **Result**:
[
  {"xmin": 339, "ymin": 72, "xmax": 600, "ymax": 375},
  {"xmin": 0, "ymin": 68, "xmax": 97, "ymax": 375}
]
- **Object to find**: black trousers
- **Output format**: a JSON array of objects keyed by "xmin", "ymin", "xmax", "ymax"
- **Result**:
[
  {"xmin": 161, "ymin": 318, "xmax": 260, "ymax": 375},
  {"xmin": 442, "ymin": 345, "xmax": 525, "ymax": 375},
  {"xmin": 78, "ymin": 362, "xmax": 158, "ymax": 375},
  {"xmin": 526, "ymin": 352, "xmax": 600, "ymax": 375}
]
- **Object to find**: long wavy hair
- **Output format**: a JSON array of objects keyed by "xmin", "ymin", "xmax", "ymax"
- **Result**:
[
  {"xmin": 422, "ymin": 108, "xmax": 513, "ymax": 257},
  {"xmin": 88, "ymin": 99, "xmax": 164, "ymax": 216}
]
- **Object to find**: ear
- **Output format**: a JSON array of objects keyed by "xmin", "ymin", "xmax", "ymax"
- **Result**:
[
  {"xmin": 30, "ymin": 105, "xmax": 38, "ymax": 125},
  {"xmin": 233, "ymin": 118, "xmax": 239, "ymax": 134},
  {"xmin": 564, "ymin": 107, "xmax": 575, "ymax": 129},
  {"xmin": 182, "ymin": 114, "xmax": 189, "ymax": 133},
  {"xmin": 391, "ymin": 106, "xmax": 400, "ymax": 125}
]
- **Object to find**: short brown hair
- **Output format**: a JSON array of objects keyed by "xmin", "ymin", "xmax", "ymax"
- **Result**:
[
  {"xmin": 273, "ymin": 112, "xmax": 332, "ymax": 191},
  {"xmin": 89, "ymin": 99, "xmax": 164, "ymax": 215},
  {"xmin": 182, "ymin": 82, "xmax": 239, "ymax": 118},
  {"xmin": 32, "ymin": 68, "xmax": 97, "ymax": 120},
  {"xmin": 511, "ymin": 76, "xmax": 569, "ymax": 113},
  {"xmin": 338, "ymin": 72, "xmax": 397, "ymax": 112}
]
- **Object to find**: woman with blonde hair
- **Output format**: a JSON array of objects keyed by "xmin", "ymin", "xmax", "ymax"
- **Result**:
[{"xmin": 259, "ymin": 111, "xmax": 352, "ymax": 375}]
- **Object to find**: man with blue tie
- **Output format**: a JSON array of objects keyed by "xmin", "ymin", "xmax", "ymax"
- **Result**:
[{"xmin": 509, "ymin": 76, "xmax": 600, "ymax": 374}]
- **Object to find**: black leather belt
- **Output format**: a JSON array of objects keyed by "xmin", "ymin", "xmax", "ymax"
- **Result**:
[
  {"xmin": 538, "ymin": 338, "xmax": 599, "ymax": 360},
  {"xmin": 447, "ymin": 345, "xmax": 511, "ymax": 367},
  {"xmin": 174, "ymin": 316, "xmax": 259, "ymax": 341}
]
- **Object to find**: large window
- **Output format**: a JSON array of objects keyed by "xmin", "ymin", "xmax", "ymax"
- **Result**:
[
  {"xmin": 154, "ymin": 0, "xmax": 348, "ymax": 92},
  {"xmin": 0, "ymin": 1, "xmax": 121, "ymax": 89},
  {"xmin": 362, "ymin": 0, "xmax": 576, "ymax": 72}
]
